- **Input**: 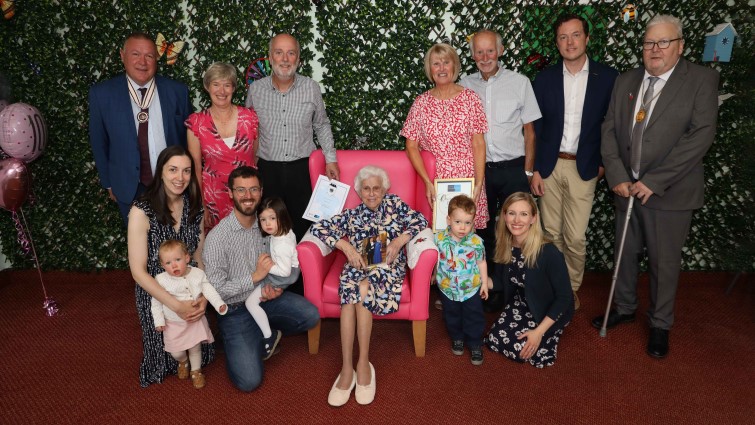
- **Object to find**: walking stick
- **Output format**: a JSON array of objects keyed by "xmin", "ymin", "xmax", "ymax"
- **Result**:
[{"xmin": 600, "ymin": 195, "xmax": 635, "ymax": 337}]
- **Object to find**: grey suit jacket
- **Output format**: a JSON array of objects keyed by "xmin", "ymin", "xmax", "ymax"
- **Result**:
[{"xmin": 601, "ymin": 58, "xmax": 719, "ymax": 211}]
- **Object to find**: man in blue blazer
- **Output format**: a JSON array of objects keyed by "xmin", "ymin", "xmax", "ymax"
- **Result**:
[
  {"xmin": 595, "ymin": 15, "xmax": 719, "ymax": 358},
  {"xmin": 89, "ymin": 31, "xmax": 192, "ymax": 224},
  {"xmin": 531, "ymin": 14, "xmax": 618, "ymax": 310}
]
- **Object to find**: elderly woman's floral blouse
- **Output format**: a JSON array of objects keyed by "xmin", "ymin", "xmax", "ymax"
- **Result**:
[{"xmin": 310, "ymin": 193, "xmax": 428, "ymax": 315}]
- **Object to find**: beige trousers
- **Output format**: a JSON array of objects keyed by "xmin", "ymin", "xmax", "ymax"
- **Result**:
[{"xmin": 539, "ymin": 158, "xmax": 597, "ymax": 291}]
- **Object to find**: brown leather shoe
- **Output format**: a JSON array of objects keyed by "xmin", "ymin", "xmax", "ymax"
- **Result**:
[
  {"xmin": 190, "ymin": 370, "xmax": 206, "ymax": 389},
  {"xmin": 177, "ymin": 360, "xmax": 189, "ymax": 380}
]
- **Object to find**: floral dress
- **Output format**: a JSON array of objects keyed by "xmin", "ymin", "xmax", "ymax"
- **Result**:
[
  {"xmin": 486, "ymin": 247, "xmax": 570, "ymax": 367},
  {"xmin": 185, "ymin": 106, "xmax": 259, "ymax": 232},
  {"xmin": 400, "ymin": 88, "xmax": 489, "ymax": 229},
  {"xmin": 132, "ymin": 194, "xmax": 214, "ymax": 387},
  {"xmin": 309, "ymin": 194, "xmax": 428, "ymax": 315}
]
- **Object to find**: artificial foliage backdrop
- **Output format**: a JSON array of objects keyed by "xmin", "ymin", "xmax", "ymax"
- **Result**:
[{"xmin": 0, "ymin": 0, "xmax": 752, "ymax": 273}]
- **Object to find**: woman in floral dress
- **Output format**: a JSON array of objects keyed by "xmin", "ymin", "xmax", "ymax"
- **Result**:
[
  {"xmin": 310, "ymin": 166, "xmax": 428, "ymax": 406},
  {"xmin": 401, "ymin": 43, "xmax": 488, "ymax": 229},
  {"xmin": 186, "ymin": 62, "xmax": 259, "ymax": 233},
  {"xmin": 486, "ymin": 192, "xmax": 574, "ymax": 367}
]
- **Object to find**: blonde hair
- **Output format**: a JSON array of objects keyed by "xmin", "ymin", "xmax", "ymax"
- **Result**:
[
  {"xmin": 423, "ymin": 43, "xmax": 460, "ymax": 83},
  {"xmin": 493, "ymin": 192, "xmax": 549, "ymax": 268},
  {"xmin": 158, "ymin": 239, "xmax": 189, "ymax": 259}
]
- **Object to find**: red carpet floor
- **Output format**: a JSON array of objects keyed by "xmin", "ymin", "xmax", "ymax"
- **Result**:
[{"xmin": 0, "ymin": 269, "xmax": 752, "ymax": 424}]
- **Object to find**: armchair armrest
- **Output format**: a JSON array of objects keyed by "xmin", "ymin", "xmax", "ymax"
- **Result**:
[
  {"xmin": 407, "ymin": 249, "xmax": 437, "ymax": 321},
  {"xmin": 406, "ymin": 229, "xmax": 438, "ymax": 321},
  {"xmin": 406, "ymin": 228, "xmax": 437, "ymax": 269},
  {"xmin": 296, "ymin": 239, "xmax": 336, "ymax": 310}
]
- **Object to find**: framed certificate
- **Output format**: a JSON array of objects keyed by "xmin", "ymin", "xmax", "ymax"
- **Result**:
[
  {"xmin": 433, "ymin": 178, "xmax": 475, "ymax": 232},
  {"xmin": 303, "ymin": 175, "xmax": 350, "ymax": 222}
]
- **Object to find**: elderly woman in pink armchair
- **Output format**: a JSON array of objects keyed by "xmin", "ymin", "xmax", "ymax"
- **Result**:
[{"xmin": 309, "ymin": 165, "xmax": 428, "ymax": 406}]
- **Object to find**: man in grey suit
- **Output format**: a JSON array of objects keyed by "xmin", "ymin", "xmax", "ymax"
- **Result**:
[{"xmin": 594, "ymin": 15, "xmax": 719, "ymax": 358}]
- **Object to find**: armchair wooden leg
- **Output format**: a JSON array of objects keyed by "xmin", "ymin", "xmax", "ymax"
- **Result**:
[
  {"xmin": 308, "ymin": 320, "xmax": 321, "ymax": 354},
  {"xmin": 412, "ymin": 320, "xmax": 426, "ymax": 357}
]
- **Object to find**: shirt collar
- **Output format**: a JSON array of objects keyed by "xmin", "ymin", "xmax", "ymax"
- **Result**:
[
  {"xmin": 562, "ymin": 58, "xmax": 590, "ymax": 76},
  {"xmin": 475, "ymin": 62, "xmax": 504, "ymax": 81},
  {"xmin": 443, "ymin": 227, "xmax": 475, "ymax": 244},
  {"xmin": 270, "ymin": 73, "xmax": 300, "ymax": 92},
  {"xmin": 643, "ymin": 58, "xmax": 679, "ymax": 83},
  {"xmin": 126, "ymin": 75, "xmax": 154, "ymax": 90},
  {"xmin": 228, "ymin": 210, "xmax": 260, "ymax": 231}
]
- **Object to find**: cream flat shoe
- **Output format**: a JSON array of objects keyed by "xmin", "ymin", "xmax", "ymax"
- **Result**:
[
  {"xmin": 355, "ymin": 362, "xmax": 376, "ymax": 405},
  {"xmin": 327, "ymin": 370, "xmax": 356, "ymax": 407}
]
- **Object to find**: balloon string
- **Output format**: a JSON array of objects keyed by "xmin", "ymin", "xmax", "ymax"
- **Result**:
[{"xmin": 19, "ymin": 208, "xmax": 48, "ymax": 299}]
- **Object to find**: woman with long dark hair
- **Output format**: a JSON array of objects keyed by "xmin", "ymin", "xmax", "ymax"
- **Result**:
[{"xmin": 127, "ymin": 145, "xmax": 214, "ymax": 387}]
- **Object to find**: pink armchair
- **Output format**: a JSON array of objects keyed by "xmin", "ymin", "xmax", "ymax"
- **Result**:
[{"xmin": 297, "ymin": 149, "xmax": 438, "ymax": 357}]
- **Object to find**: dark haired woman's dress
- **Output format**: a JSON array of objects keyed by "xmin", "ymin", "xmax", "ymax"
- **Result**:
[
  {"xmin": 133, "ymin": 194, "xmax": 214, "ymax": 387},
  {"xmin": 486, "ymin": 247, "xmax": 570, "ymax": 367}
]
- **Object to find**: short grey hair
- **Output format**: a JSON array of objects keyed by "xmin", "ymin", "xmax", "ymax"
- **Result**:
[
  {"xmin": 646, "ymin": 14, "xmax": 684, "ymax": 39},
  {"xmin": 354, "ymin": 165, "xmax": 390, "ymax": 193},
  {"xmin": 468, "ymin": 30, "xmax": 503, "ymax": 55},
  {"xmin": 202, "ymin": 62, "xmax": 238, "ymax": 90}
]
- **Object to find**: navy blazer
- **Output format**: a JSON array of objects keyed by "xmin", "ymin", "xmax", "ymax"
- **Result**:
[
  {"xmin": 532, "ymin": 59, "xmax": 618, "ymax": 180},
  {"xmin": 492, "ymin": 243, "xmax": 574, "ymax": 325},
  {"xmin": 88, "ymin": 74, "xmax": 191, "ymax": 204}
]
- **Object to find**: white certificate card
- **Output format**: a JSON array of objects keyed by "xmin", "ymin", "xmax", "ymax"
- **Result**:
[{"xmin": 303, "ymin": 175, "xmax": 350, "ymax": 222}]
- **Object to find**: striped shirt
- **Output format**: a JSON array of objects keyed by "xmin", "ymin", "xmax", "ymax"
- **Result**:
[
  {"xmin": 245, "ymin": 74, "xmax": 337, "ymax": 163},
  {"xmin": 202, "ymin": 211, "xmax": 269, "ymax": 304}
]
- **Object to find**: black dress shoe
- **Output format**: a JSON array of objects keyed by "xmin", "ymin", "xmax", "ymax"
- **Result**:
[
  {"xmin": 591, "ymin": 310, "xmax": 636, "ymax": 329},
  {"xmin": 647, "ymin": 327, "xmax": 669, "ymax": 359}
]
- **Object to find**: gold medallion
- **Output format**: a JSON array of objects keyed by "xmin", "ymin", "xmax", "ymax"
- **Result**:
[{"xmin": 635, "ymin": 108, "xmax": 646, "ymax": 123}]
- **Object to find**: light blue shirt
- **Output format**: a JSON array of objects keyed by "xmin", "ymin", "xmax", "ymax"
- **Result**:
[{"xmin": 460, "ymin": 65, "xmax": 542, "ymax": 162}]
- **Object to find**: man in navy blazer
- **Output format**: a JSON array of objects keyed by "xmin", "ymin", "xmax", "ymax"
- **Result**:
[
  {"xmin": 531, "ymin": 14, "xmax": 618, "ymax": 310},
  {"xmin": 595, "ymin": 15, "xmax": 719, "ymax": 358},
  {"xmin": 89, "ymin": 31, "xmax": 191, "ymax": 224}
]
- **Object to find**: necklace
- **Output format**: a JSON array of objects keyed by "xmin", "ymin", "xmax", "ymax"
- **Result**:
[
  {"xmin": 210, "ymin": 106, "xmax": 235, "ymax": 126},
  {"xmin": 635, "ymin": 79, "xmax": 663, "ymax": 123}
]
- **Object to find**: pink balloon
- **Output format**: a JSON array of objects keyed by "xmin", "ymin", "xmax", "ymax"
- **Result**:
[
  {"xmin": 0, "ymin": 158, "xmax": 30, "ymax": 211},
  {"xmin": 0, "ymin": 103, "xmax": 47, "ymax": 162}
]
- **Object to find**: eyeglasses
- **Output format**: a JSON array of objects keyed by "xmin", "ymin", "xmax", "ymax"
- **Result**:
[
  {"xmin": 642, "ymin": 38, "xmax": 682, "ymax": 50},
  {"xmin": 232, "ymin": 186, "xmax": 261, "ymax": 195}
]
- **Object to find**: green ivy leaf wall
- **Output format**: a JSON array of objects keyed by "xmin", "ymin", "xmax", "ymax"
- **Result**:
[{"xmin": 0, "ymin": 1, "xmax": 752, "ymax": 272}]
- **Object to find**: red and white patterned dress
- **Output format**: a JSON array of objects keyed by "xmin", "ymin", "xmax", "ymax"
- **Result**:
[
  {"xmin": 185, "ymin": 106, "xmax": 259, "ymax": 232},
  {"xmin": 401, "ymin": 88, "xmax": 489, "ymax": 229}
]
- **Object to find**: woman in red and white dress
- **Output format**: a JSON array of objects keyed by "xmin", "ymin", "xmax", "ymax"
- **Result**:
[
  {"xmin": 401, "ymin": 43, "xmax": 488, "ymax": 230},
  {"xmin": 186, "ymin": 62, "xmax": 259, "ymax": 233}
]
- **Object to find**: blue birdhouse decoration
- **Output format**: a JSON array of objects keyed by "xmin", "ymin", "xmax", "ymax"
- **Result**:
[{"xmin": 703, "ymin": 23, "xmax": 736, "ymax": 62}]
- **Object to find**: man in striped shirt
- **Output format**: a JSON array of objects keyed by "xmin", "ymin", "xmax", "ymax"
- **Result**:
[
  {"xmin": 203, "ymin": 166, "xmax": 319, "ymax": 392},
  {"xmin": 246, "ymin": 33, "xmax": 340, "ymax": 252}
]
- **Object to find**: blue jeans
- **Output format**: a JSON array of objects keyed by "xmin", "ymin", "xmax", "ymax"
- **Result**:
[{"xmin": 218, "ymin": 291, "xmax": 319, "ymax": 392}]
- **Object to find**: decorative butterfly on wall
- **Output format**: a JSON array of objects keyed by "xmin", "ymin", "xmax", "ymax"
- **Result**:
[
  {"xmin": 155, "ymin": 33, "xmax": 185, "ymax": 65},
  {"xmin": 1, "ymin": 0, "xmax": 16, "ymax": 20},
  {"xmin": 245, "ymin": 57, "xmax": 271, "ymax": 89}
]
